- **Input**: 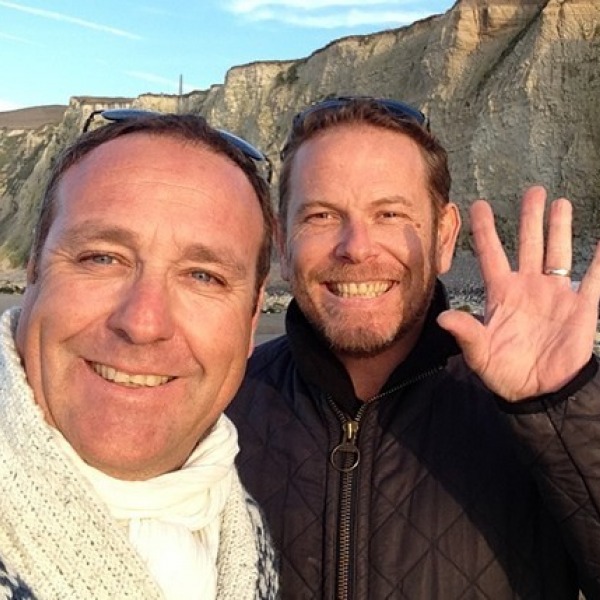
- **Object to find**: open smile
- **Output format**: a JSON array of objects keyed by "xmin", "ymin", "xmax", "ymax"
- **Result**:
[
  {"xmin": 91, "ymin": 362, "xmax": 175, "ymax": 388},
  {"xmin": 326, "ymin": 281, "xmax": 393, "ymax": 299}
]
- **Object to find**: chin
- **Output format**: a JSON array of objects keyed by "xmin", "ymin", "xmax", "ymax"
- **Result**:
[{"xmin": 320, "ymin": 323, "xmax": 398, "ymax": 356}]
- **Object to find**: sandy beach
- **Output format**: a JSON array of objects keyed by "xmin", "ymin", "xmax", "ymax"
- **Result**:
[
  {"xmin": 0, "ymin": 294, "xmax": 20, "ymax": 314},
  {"xmin": 254, "ymin": 311, "xmax": 286, "ymax": 344}
]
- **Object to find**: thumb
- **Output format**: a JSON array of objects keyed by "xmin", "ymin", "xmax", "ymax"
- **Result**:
[{"xmin": 437, "ymin": 309, "xmax": 488, "ymax": 372}]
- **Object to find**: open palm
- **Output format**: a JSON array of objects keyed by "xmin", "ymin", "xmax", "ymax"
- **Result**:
[{"xmin": 438, "ymin": 186, "xmax": 600, "ymax": 401}]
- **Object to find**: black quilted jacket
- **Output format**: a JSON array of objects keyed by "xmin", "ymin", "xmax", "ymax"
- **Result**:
[{"xmin": 228, "ymin": 283, "xmax": 600, "ymax": 599}]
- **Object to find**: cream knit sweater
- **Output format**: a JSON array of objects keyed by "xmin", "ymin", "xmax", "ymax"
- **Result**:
[{"xmin": 0, "ymin": 308, "xmax": 278, "ymax": 599}]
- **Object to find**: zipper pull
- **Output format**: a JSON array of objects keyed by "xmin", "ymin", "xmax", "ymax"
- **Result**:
[
  {"xmin": 343, "ymin": 420, "xmax": 358, "ymax": 443},
  {"xmin": 330, "ymin": 419, "xmax": 361, "ymax": 472}
]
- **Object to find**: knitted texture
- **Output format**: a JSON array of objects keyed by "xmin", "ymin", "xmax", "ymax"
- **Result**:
[
  {"xmin": 246, "ymin": 495, "xmax": 280, "ymax": 599},
  {"xmin": 217, "ymin": 476, "xmax": 279, "ymax": 600},
  {"xmin": 0, "ymin": 556, "xmax": 37, "ymax": 599},
  {"xmin": 0, "ymin": 308, "xmax": 279, "ymax": 599}
]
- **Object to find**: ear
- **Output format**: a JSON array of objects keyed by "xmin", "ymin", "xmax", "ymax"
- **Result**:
[
  {"xmin": 435, "ymin": 202, "xmax": 461, "ymax": 275},
  {"xmin": 248, "ymin": 284, "xmax": 266, "ymax": 358},
  {"xmin": 275, "ymin": 219, "xmax": 291, "ymax": 282},
  {"xmin": 25, "ymin": 257, "xmax": 37, "ymax": 284}
]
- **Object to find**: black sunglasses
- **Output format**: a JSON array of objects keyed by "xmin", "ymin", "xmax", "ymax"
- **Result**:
[
  {"xmin": 82, "ymin": 108, "xmax": 273, "ymax": 183},
  {"xmin": 291, "ymin": 96, "xmax": 429, "ymax": 131}
]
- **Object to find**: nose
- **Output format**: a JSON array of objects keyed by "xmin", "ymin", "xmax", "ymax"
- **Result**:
[
  {"xmin": 334, "ymin": 219, "xmax": 377, "ymax": 263},
  {"xmin": 107, "ymin": 274, "xmax": 176, "ymax": 345}
]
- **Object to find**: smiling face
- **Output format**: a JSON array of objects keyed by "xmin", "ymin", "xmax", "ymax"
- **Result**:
[
  {"xmin": 15, "ymin": 133, "xmax": 265, "ymax": 480},
  {"xmin": 281, "ymin": 124, "xmax": 459, "ymax": 358}
]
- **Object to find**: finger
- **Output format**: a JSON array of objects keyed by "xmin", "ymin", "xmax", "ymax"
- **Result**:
[
  {"xmin": 578, "ymin": 241, "xmax": 600, "ymax": 303},
  {"xmin": 518, "ymin": 186, "xmax": 547, "ymax": 274},
  {"xmin": 470, "ymin": 200, "xmax": 511, "ymax": 288},
  {"xmin": 437, "ymin": 309, "xmax": 488, "ymax": 373},
  {"xmin": 544, "ymin": 198, "xmax": 572, "ymax": 277}
]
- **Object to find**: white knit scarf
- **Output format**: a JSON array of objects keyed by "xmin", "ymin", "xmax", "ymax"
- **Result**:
[{"xmin": 51, "ymin": 414, "xmax": 239, "ymax": 600}]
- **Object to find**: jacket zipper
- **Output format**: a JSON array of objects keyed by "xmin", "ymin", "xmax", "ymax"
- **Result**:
[
  {"xmin": 327, "ymin": 366, "xmax": 443, "ymax": 600},
  {"xmin": 327, "ymin": 397, "xmax": 368, "ymax": 600}
]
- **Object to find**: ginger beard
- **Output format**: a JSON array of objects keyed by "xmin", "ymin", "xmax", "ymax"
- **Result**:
[{"xmin": 286, "ymin": 226, "xmax": 438, "ymax": 358}]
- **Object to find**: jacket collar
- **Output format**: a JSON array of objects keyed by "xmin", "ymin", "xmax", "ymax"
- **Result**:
[{"xmin": 286, "ymin": 280, "xmax": 460, "ymax": 415}]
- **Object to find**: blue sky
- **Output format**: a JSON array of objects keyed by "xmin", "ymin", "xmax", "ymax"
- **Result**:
[{"xmin": 0, "ymin": 0, "xmax": 455, "ymax": 111}]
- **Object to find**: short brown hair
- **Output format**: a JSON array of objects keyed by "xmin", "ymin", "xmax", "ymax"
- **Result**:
[
  {"xmin": 278, "ymin": 97, "xmax": 450, "ymax": 231},
  {"xmin": 31, "ymin": 113, "xmax": 274, "ymax": 301}
]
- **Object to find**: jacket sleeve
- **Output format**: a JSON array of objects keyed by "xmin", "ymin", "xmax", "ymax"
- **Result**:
[{"xmin": 500, "ymin": 356, "xmax": 600, "ymax": 596}]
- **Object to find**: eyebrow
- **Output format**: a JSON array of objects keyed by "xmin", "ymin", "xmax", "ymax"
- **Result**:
[
  {"xmin": 59, "ymin": 221, "xmax": 249, "ymax": 279},
  {"xmin": 181, "ymin": 244, "xmax": 248, "ymax": 279},
  {"xmin": 298, "ymin": 195, "xmax": 414, "ymax": 213},
  {"xmin": 369, "ymin": 195, "xmax": 414, "ymax": 208},
  {"xmin": 60, "ymin": 222, "xmax": 139, "ymax": 250}
]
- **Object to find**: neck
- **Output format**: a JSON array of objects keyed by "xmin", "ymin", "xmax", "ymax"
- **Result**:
[{"xmin": 337, "ymin": 322, "xmax": 423, "ymax": 401}]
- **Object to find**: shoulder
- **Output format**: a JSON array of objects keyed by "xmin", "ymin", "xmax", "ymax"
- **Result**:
[
  {"xmin": 0, "ymin": 555, "xmax": 39, "ymax": 599},
  {"xmin": 246, "ymin": 335, "xmax": 292, "ymax": 377},
  {"xmin": 227, "ymin": 335, "xmax": 295, "ymax": 423},
  {"xmin": 228, "ymin": 336, "xmax": 293, "ymax": 414},
  {"xmin": 242, "ymin": 335, "xmax": 298, "ymax": 392}
]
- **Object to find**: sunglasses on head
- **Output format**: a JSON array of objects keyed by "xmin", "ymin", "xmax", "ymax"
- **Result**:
[
  {"xmin": 82, "ymin": 108, "xmax": 273, "ymax": 183},
  {"xmin": 291, "ymin": 96, "xmax": 429, "ymax": 130}
]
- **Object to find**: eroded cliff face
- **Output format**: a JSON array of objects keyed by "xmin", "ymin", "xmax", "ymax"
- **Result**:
[
  {"xmin": 0, "ymin": 123, "xmax": 63, "ymax": 267},
  {"xmin": 0, "ymin": 0, "xmax": 598, "ymax": 271}
]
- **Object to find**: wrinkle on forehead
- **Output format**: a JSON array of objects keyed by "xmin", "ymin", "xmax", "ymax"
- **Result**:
[{"xmin": 64, "ymin": 164, "xmax": 236, "ymax": 198}]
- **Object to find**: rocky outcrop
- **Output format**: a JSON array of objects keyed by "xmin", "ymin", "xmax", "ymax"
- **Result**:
[{"xmin": 0, "ymin": 0, "xmax": 598, "ymax": 274}]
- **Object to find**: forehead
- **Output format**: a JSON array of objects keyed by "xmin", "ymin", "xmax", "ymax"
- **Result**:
[
  {"xmin": 294, "ymin": 123, "xmax": 425, "ymax": 170},
  {"xmin": 62, "ymin": 133, "xmax": 243, "ymax": 194},
  {"xmin": 50, "ymin": 134, "xmax": 264, "ymax": 259},
  {"xmin": 288, "ymin": 124, "xmax": 429, "ymax": 204}
]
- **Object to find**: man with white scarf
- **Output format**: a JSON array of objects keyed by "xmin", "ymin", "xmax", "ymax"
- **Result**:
[{"xmin": 0, "ymin": 112, "xmax": 279, "ymax": 599}]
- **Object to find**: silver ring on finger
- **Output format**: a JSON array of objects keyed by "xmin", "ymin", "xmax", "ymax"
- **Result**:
[{"xmin": 543, "ymin": 267, "xmax": 571, "ymax": 277}]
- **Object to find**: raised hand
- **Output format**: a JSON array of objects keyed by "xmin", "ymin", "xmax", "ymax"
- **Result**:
[{"xmin": 437, "ymin": 186, "xmax": 600, "ymax": 401}]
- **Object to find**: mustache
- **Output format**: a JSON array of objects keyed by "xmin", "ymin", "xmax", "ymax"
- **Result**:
[{"xmin": 309, "ymin": 264, "xmax": 407, "ymax": 283}]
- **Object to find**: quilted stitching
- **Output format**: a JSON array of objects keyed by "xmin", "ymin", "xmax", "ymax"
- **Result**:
[{"xmin": 228, "ymin": 343, "xmax": 584, "ymax": 599}]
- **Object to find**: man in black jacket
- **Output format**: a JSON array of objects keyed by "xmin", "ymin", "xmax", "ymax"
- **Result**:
[{"xmin": 228, "ymin": 97, "xmax": 600, "ymax": 599}]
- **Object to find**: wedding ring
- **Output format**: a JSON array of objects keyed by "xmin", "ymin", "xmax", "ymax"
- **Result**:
[{"xmin": 543, "ymin": 267, "xmax": 571, "ymax": 277}]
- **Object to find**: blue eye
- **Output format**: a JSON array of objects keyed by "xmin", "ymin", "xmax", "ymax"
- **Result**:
[
  {"xmin": 92, "ymin": 255, "xmax": 115, "ymax": 264},
  {"xmin": 80, "ymin": 254, "xmax": 117, "ymax": 265},
  {"xmin": 190, "ymin": 270, "xmax": 226, "ymax": 287},
  {"xmin": 192, "ymin": 271, "xmax": 213, "ymax": 282}
]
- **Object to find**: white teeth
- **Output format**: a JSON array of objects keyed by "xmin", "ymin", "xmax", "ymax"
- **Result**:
[
  {"xmin": 93, "ymin": 363, "xmax": 173, "ymax": 388},
  {"xmin": 331, "ymin": 281, "xmax": 392, "ymax": 298}
]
